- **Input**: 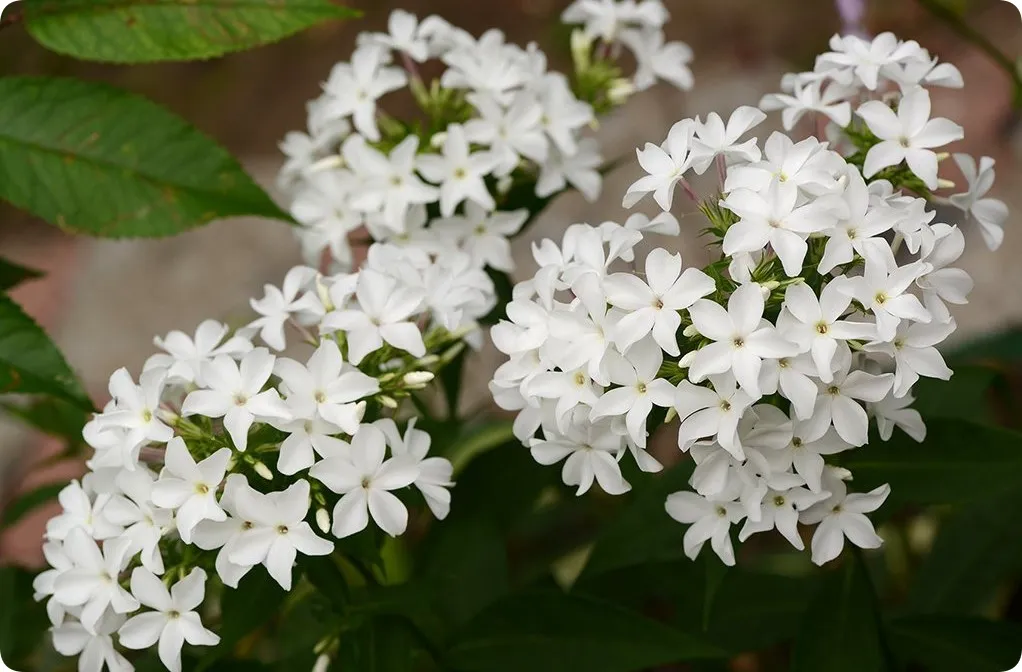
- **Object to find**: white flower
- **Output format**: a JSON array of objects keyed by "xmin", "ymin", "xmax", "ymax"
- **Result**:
[
  {"xmin": 817, "ymin": 32, "xmax": 921, "ymax": 90},
  {"xmin": 688, "ymin": 283, "xmax": 798, "ymax": 397},
  {"xmin": 416, "ymin": 123, "xmax": 499, "ymax": 216},
  {"xmin": 309, "ymin": 423, "xmax": 419, "ymax": 538},
  {"xmin": 864, "ymin": 320, "xmax": 953, "ymax": 398},
  {"xmin": 801, "ymin": 477, "xmax": 890, "ymax": 565},
  {"xmin": 605, "ymin": 248, "xmax": 715, "ymax": 355},
  {"xmin": 871, "ymin": 389, "xmax": 926, "ymax": 441},
  {"xmin": 441, "ymin": 30, "xmax": 526, "ymax": 105},
  {"xmin": 765, "ymin": 420, "xmax": 851, "ymax": 493},
  {"xmin": 530, "ymin": 419, "xmax": 630, "ymax": 496},
  {"xmin": 949, "ymin": 154, "xmax": 1007, "ymax": 251},
  {"xmin": 358, "ymin": 9, "xmax": 430, "ymax": 62},
  {"xmin": 376, "ymin": 418, "xmax": 454, "ymax": 519},
  {"xmin": 817, "ymin": 167, "xmax": 899, "ymax": 274},
  {"xmin": 725, "ymin": 132, "xmax": 843, "ymax": 195},
  {"xmin": 739, "ymin": 486, "xmax": 822, "ymax": 550},
  {"xmin": 537, "ymin": 140, "xmax": 603, "ymax": 202},
  {"xmin": 46, "ymin": 481, "xmax": 121, "ymax": 542},
  {"xmin": 35, "ymin": 541, "xmax": 75, "ymax": 625},
  {"xmin": 97, "ymin": 368, "xmax": 174, "ymax": 445},
  {"xmin": 53, "ymin": 531, "xmax": 138, "ymax": 634},
  {"xmin": 589, "ymin": 340, "xmax": 675, "ymax": 448},
  {"xmin": 150, "ymin": 438, "xmax": 232, "ymax": 543},
  {"xmin": 274, "ymin": 339, "xmax": 378, "ymax": 435},
  {"xmin": 722, "ymin": 181, "xmax": 837, "ymax": 277},
  {"xmin": 227, "ymin": 480, "xmax": 334, "ymax": 591},
  {"xmin": 916, "ymin": 224, "xmax": 972, "ymax": 322},
  {"xmin": 806, "ymin": 365, "xmax": 894, "ymax": 446},
  {"xmin": 320, "ymin": 269, "xmax": 426, "ymax": 364},
  {"xmin": 778, "ymin": 281, "xmax": 874, "ymax": 382},
  {"xmin": 245, "ymin": 266, "xmax": 319, "ymax": 351},
  {"xmin": 689, "ymin": 106, "xmax": 766, "ymax": 174},
  {"xmin": 759, "ymin": 79, "xmax": 853, "ymax": 131},
  {"xmin": 182, "ymin": 349, "xmax": 291, "ymax": 452},
  {"xmin": 665, "ymin": 490, "xmax": 744, "ymax": 566},
  {"xmin": 344, "ymin": 135, "xmax": 438, "ymax": 231},
  {"xmin": 464, "ymin": 92, "xmax": 548, "ymax": 176},
  {"xmin": 620, "ymin": 27, "xmax": 694, "ymax": 91},
  {"xmin": 526, "ymin": 366, "xmax": 601, "ymax": 430},
  {"xmin": 623, "ymin": 119, "xmax": 693, "ymax": 209},
  {"xmin": 118, "ymin": 568, "xmax": 219, "ymax": 672},
  {"xmin": 537, "ymin": 78, "xmax": 593, "ymax": 156},
  {"xmin": 52, "ymin": 612, "xmax": 132, "ymax": 672},
  {"xmin": 434, "ymin": 204, "xmax": 528, "ymax": 273},
  {"xmin": 145, "ymin": 320, "xmax": 252, "ymax": 386},
  {"xmin": 674, "ymin": 374, "xmax": 754, "ymax": 458},
  {"xmin": 843, "ymin": 242, "xmax": 931, "ymax": 341},
  {"xmin": 191, "ymin": 475, "xmax": 258, "ymax": 589},
  {"xmin": 103, "ymin": 469, "xmax": 171, "ymax": 575},
  {"xmin": 322, "ymin": 45, "xmax": 407, "ymax": 142},
  {"xmin": 291, "ymin": 172, "xmax": 362, "ymax": 270},
  {"xmin": 856, "ymin": 87, "xmax": 963, "ymax": 189}
]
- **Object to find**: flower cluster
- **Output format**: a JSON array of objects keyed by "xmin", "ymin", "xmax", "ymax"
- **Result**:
[
  {"xmin": 490, "ymin": 31, "xmax": 1006, "ymax": 567},
  {"xmin": 277, "ymin": 3, "xmax": 693, "ymax": 273},
  {"xmin": 35, "ymin": 243, "xmax": 486, "ymax": 672}
]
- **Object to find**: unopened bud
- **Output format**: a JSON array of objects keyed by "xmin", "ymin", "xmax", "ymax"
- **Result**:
[
  {"xmin": 353, "ymin": 400, "xmax": 367, "ymax": 424},
  {"xmin": 682, "ymin": 325, "xmax": 700, "ymax": 338},
  {"xmin": 379, "ymin": 395, "xmax": 398, "ymax": 409},
  {"xmin": 935, "ymin": 152, "xmax": 950, "ymax": 162},
  {"xmin": 430, "ymin": 132, "xmax": 447, "ymax": 149},
  {"xmin": 936, "ymin": 178, "xmax": 956, "ymax": 190},
  {"xmin": 608, "ymin": 78, "xmax": 635, "ymax": 105},
  {"xmin": 663, "ymin": 407, "xmax": 678, "ymax": 424},
  {"xmin": 308, "ymin": 154, "xmax": 344, "ymax": 173},
  {"xmin": 496, "ymin": 175, "xmax": 513, "ymax": 195},
  {"xmin": 253, "ymin": 461, "xmax": 274, "ymax": 481},
  {"xmin": 313, "ymin": 654, "xmax": 331, "ymax": 672},
  {"xmin": 679, "ymin": 350, "xmax": 697, "ymax": 368},
  {"xmin": 316, "ymin": 508, "xmax": 331, "ymax": 534},
  {"xmin": 416, "ymin": 354, "xmax": 440, "ymax": 366},
  {"xmin": 570, "ymin": 29, "xmax": 593, "ymax": 70},
  {"xmin": 403, "ymin": 371, "xmax": 435, "ymax": 387},
  {"xmin": 316, "ymin": 276, "xmax": 334, "ymax": 312}
]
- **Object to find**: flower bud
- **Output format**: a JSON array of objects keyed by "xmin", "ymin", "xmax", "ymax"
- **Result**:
[
  {"xmin": 308, "ymin": 154, "xmax": 344, "ymax": 173},
  {"xmin": 663, "ymin": 407, "xmax": 678, "ymax": 424},
  {"xmin": 254, "ymin": 461, "xmax": 274, "ymax": 481},
  {"xmin": 679, "ymin": 350, "xmax": 697, "ymax": 368},
  {"xmin": 379, "ymin": 395, "xmax": 398, "ymax": 409},
  {"xmin": 316, "ymin": 276, "xmax": 334, "ymax": 312},
  {"xmin": 316, "ymin": 508, "xmax": 331, "ymax": 534},
  {"xmin": 496, "ymin": 175, "xmax": 513, "ymax": 195},
  {"xmin": 416, "ymin": 354, "xmax": 440, "ymax": 367},
  {"xmin": 403, "ymin": 371, "xmax": 435, "ymax": 387},
  {"xmin": 570, "ymin": 29, "xmax": 593, "ymax": 70},
  {"xmin": 430, "ymin": 132, "xmax": 447, "ymax": 149},
  {"xmin": 608, "ymin": 78, "xmax": 635, "ymax": 105},
  {"xmin": 682, "ymin": 325, "xmax": 700, "ymax": 338},
  {"xmin": 313, "ymin": 654, "xmax": 331, "ymax": 672},
  {"xmin": 353, "ymin": 400, "xmax": 368, "ymax": 424},
  {"xmin": 936, "ymin": 178, "xmax": 956, "ymax": 190}
]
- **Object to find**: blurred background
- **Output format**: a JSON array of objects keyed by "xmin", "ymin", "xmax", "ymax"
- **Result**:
[{"xmin": 0, "ymin": 0, "xmax": 1019, "ymax": 566}]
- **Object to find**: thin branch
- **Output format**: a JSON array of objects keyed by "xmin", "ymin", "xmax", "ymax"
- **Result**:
[{"xmin": 916, "ymin": 0, "xmax": 1022, "ymax": 108}]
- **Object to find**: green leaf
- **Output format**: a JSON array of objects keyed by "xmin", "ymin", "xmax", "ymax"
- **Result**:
[
  {"xmin": 790, "ymin": 554, "xmax": 889, "ymax": 672},
  {"xmin": 911, "ymin": 365, "xmax": 999, "ymax": 422},
  {"xmin": 422, "ymin": 516, "xmax": 509, "ymax": 630},
  {"xmin": 442, "ymin": 420, "xmax": 515, "ymax": 475},
  {"xmin": 841, "ymin": 419, "xmax": 1022, "ymax": 508},
  {"xmin": 0, "ymin": 294, "xmax": 91, "ymax": 409},
  {"xmin": 196, "ymin": 570, "xmax": 287, "ymax": 671},
  {"xmin": 0, "ymin": 257, "xmax": 43, "ymax": 291},
  {"xmin": 0, "ymin": 77, "xmax": 290, "ymax": 238},
  {"xmin": 949, "ymin": 326, "xmax": 1022, "ymax": 361},
  {"xmin": 445, "ymin": 589, "xmax": 724, "ymax": 672},
  {"xmin": 4, "ymin": 396, "xmax": 89, "ymax": 449},
  {"xmin": 336, "ymin": 616, "xmax": 427, "ymax": 672},
  {"xmin": 887, "ymin": 615, "xmax": 1022, "ymax": 672},
  {"xmin": 577, "ymin": 460, "xmax": 695, "ymax": 581},
  {"xmin": 0, "ymin": 565, "xmax": 50, "ymax": 668},
  {"xmin": 907, "ymin": 488, "xmax": 1022, "ymax": 615},
  {"xmin": 439, "ymin": 348, "xmax": 467, "ymax": 419},
  {"xmin": 22, "ymin": 0, "xmax": 357, "ymax": 64},
  {"xmin": 1, "ymin": 481, "xmax": 67, "ymax": 529}
]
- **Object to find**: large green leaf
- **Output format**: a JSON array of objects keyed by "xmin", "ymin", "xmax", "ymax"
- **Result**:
[
  {"xmin": 445, "ymin": 589, "xmax": 724, "ymax": 672},
  {"xmin": 911, "ymin": 365, "xmax": 999, "ymax": 423},
  {"xmin": 4, "ymin": 396, "xmax": 89, "ymax": 451},
  {"xmin": 907, "ymin": 488, "xmax": 1022, "ymax": 615},
  {"xmin": 0, "ymin": 294, "xmax": 91, "ymax": 409},
  {"xmin": 577, "ymin": 460, "xmax": 695, "ymax": 581},
  {"xmin": 887, "ymin": 615, "xmax": 1022, "ymax": 672},
  {"xmin": 336, "ymin": 616, "xmax": 429, "ymax": 672},
  {"xmin": 0, "ymin": 257, "xmax": 42, "ymax": 291},
  {"xmin": 841, "ymin": 419, "xmax": 1022, "ymax": 508},
  {"xmin": 0, "ymin": 77, "xmax": 289, "ymax": 238},
  {"xmin": 0, "ymin": 566, "xmax": 50, "ymax": 669},
  {"xmin": 196, "ymin": 570, "xmax": 287, "ymax": 671},
  {"xmin": 442, "ymin": 420, "xmax": 515, "ymax": 475},
  {"xmin": 790, "ymin": 554, "xmax": 889, "ymax": 672},
  {"xmin": 22, "ymin": 0, "xmax": 356, "ymax": 63}
]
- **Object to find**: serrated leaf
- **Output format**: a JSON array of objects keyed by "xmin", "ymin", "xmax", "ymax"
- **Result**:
[
  {"xmin": 445, "ymin": 589, "xmax": 724, "ymax": 672},
  {"xmin": 790, "ymin": 554, "xmax": 889, "ymax": 672},
  {"xmin": 841, "ymin": 419, "xmax": 1022, "ymax": 508},
  {"xmin": 0, "ymin": 257, "xmax": 43, "ymax": 291},
  {"xmin": 0, "ymin": 294, "xmax": 91, "ymax": 409},
  {"xmin": 23, "ymin": 0, "xmax": 357, "ymax": 64},
  {"xmin": 0, "ymin": 77, "xmax": 290, "ymax": 238},
  {"xmin": 907, "ymin": 488, "xmax": 1022, "ymax": 615},
  {"xmin": 887, "ymin": 615, "xmax": 1022, "ymax": 672}
]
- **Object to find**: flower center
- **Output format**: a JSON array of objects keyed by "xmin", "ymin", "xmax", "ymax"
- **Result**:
[
  {"xmin": 652, "ymin": 297, "xmax": 664, "ymax": 309},
  {"xmin": 773, "ymin": 495, "xmax": 786, "ymax": 507},
  {"xmin": 233, "ymin": 393, "xmax": 248, "ymax": 406},
  {"xmin": 792, "ymin": 436, "xmax": 803, "ymax": 448},
  {"xmin": 898, "ymin": 136, "xmax": 910, "ymax": 148},
  {"xmin": 195, "ymin": 483, "xmax": 209, "ymax": 495},
  {"xmin": 454, "ymin": 167, "xmax": 468, "ymax": 180},
  {"xmin": 390, "ymin": 175, "xmax": 403, "ymax": 187},
  {"xmin": 636, "ymin": 382, "xmax": 647, "ymax": 394},
  {"xmin": 142, "ymin": 408, "xmax": 153, "ymax": 423},
  {"xmin": 719, "ymin": 400, "xmax": 732, "ymax": 412},
  {"xmin": 715, "ymin": 506, "xmax": 728, "ymax": 517},
  {"xmin": 732, "ymin": 337, "xmax": 745, "ymax": 348},
  {"xmin": 815, "ymin": 322, "xmax": 829, "ymax": 335},
  {"xmin": 276, "ymin": 525, "xmax": 289, "ymax": 535},
  {"xmin": 827, "ymin": 385, "xmax": 841, "ymax": 396},
  {"xmin": 574, "ymin": 371, "xmax": 586, "ymax": 386},
  {"xmin": 874, "ymin": 292, "xmax": 888, "ymax": 305},
  {"xmin": 242, "ymin": 521, "xmax": 254, "ymax": 530},
  {"xmin": 361, "ymin": 477, "xmax": 372, "ymax": 489},
  {"xmin": 314, "ymin": 390, "xmax": 327, "ymax": 403},
  {"xmin": 168, "ymin": 610, "xmax": 181, "ymax": 620}
]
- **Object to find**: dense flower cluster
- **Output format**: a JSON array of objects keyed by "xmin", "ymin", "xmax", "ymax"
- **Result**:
[
  {"xmin": 490, "ymin": 31, "xmax": 1006, "ymax": 566},
  {"xmin": 276, "ymin": 3, "xmax": 693, "ymax": 272},
  {"xmin": 34, "ymin": 243, "xmax": 490, "ymax": 672}
]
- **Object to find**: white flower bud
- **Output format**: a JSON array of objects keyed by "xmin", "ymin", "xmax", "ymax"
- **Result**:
[
  {"xmin": 663, "ymin": 407, "xmax": 678, "ymax": 424},
  {"xmin": 403, "ymin": 371, "xmax": 435, "ymax": 387},
  {"xmin": 430, "ymin": 132, "xmax": 447, "ymax": 149},
  {"xmin": 497, "ymin": 175, "xmax": 513, "ymax": 195},
  {"xmin": 379, "ymin": 395, "xmax": 398, "ymax": 409},
  {"xmin": 313, "ymin": 654, "xmax": 331, "ymax": 672},
  {"xmin": 353, "ymin": 400, "xmax": 368, "ymax": 424},
  {"xmin": 679, "ymin": 350, "xmax": 697, "ymax": 368},
  {"xmin": 416, "ymin": 354, "xmax": 440, "ymax": 366},
  {"xmin": 254, "ymin": 461, "xmax": 274, "ymax": 481},
  {"xmin": 608, "ymin": 78, "xmax": 635, "ymax": 105},
  {"xmin": 308, "ymin": 154, "xmax": 344, "ymax": 173},
  {"xmin": 682, "ymin": 325, "xmax": 700, "ymax": 338},
  {"xmin": 936, "ymin": 178, "xmax": 956, "ymax": 190},
  {"xmin": 316, "ymin": 276, "xmax": 334, "ymax": 312},
  {"xmin": 316, "ymin": 508, "xmax": 331, "ymax": 535},
  {"xmin": 570, "ymin": 29, "xmax": 593, "ymax": 70}
]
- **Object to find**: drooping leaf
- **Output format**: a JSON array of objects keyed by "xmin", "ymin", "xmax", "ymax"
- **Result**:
[
  {"xmin": 0, "ymin": 294, "xmax": 91, "ymax": 409},
  {"xmin": 445, "ymin": 589, "xmax": 724, "ymax": 672},
  {"xmin": 0, "ymin": 257, "xmax": 43, "ymax": 291},
  {"xmin": 907, "ymin": 488, "xmax": 1022, "ymax": 615},
  {"xmin": 841, "ymin": 419, "xmax": 1022, "ymax": 508},
  {"xmin": 790, "ymin": 554, "xmax": 889, "ymax": 672},
  {"xmin": 577, "ymin": 460, "xmax": 695, "ymax": 581},
  {"xmin": 0, "ymin": 77, "xmax": 290, "ymax": 238},
  {"xmin": 22, "ymin": 0, "xmax": 357, "ymax": 63},
  {"xmin": 1, "ymin": 482, "xmax": 67, "ymax": 529},
  {"xmin": 421, "ymin": 516, "xmax": 509, "ymax": 630},
  {"xmin": 3, "ymin": 396, "xmax": 89, "ymax": 451},
  {"xmin": 0, "ymin": 566, "xmax": 50, "ymax": 669},
  {"xmin": 887, "ymin": 615, "xmax": 1022, "ymax": 672}
]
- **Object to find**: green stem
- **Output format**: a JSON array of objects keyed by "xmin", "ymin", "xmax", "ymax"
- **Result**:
[{"xmin": 916, "ymin": 0, "xmax": 1022, "ymax": 108}]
